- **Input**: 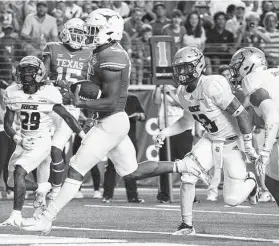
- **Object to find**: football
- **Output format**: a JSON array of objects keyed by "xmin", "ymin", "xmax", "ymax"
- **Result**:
[{"xmin": 70, "ymin": 80, "xmax": 101, "ymax": 100}]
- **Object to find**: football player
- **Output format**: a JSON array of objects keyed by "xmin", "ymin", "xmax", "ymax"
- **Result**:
[
  {"xmin": 229, "ymin": 47, "xmax": 279, "ymax": 206},
  {"xmin": 21, "ymin": 9, "xmax": 198, "ymax": 234},
  {"xmin": 1, "ymin": 56, "xmax": 85, "ymax": 226},
  {"xmin": 156, "ymin": 47, "xmax": 259, "ymax": 235},
  {"xmin": 42, "ymin": 18, "xmax": 91, "ymax": 199}
]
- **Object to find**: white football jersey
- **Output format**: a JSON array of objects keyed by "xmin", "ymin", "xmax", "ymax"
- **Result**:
[
  {"xmin": 5, "ymin": 84, "xmax": 62, "ymax": 137},
  {"xmin": 242, "ymin": 68, "xmax": 279, "ymax": 116},
  {"xmin": 177, "ymin": 75, "xmax": 240, "ymax": 141}
]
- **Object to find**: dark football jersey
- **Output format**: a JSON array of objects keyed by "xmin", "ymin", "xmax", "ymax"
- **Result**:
[
  {"xmin": 88, "ymin": 42, "xmax": 131, "ymax": 118},
  {"xmin": 43, "ymin": 42, "xmax": 91, "ymax": 83}
]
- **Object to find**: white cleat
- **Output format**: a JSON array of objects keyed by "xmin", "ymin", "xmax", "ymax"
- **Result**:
[
  {"xmin": 172, "ymin": 222, "xmax": 196, "ymax": 236},
  {"xmin": 34, "ymin": 182, "xmax": 51, "ymax": 208},
  {"xmin": 207, "ymin": 193, "xmax": 218, "ymax": 201},
  {"xmin": 47, "ymin": 186, "xmax": 60, "ymax": 201},
  {"xmin": 93, "ymin": 190, "xmax": 102, "ymax": 199},
  {"xmin": 0, "ymin": 211, "xmax": 22, "ymax": 227},
  {"xmin": 74, "ymin": 190, "xmax": 84, "ymax": 199},
  {"xmin": 21, "ymin": 213, "xmax": 53, "ymax": 235},
  {"xmin": 259, "ymin": 190, "xmax": 272, "ymax": 202}
]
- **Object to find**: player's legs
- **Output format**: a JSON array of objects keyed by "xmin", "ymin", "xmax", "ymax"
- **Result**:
[
  {"xmin": 222, "ymin": 140, "xmax": 257, "ymax": 206},
  {"xmin": 265, "ymin": 175, "xmax": 279, "ymax": 206},
  {"xmin": 50, "ymin": 108, "xmax": 80, "ymax": 197},
  {"xmin": 174, "ymin": 137, "xmax": 214, "ymax": 235}
]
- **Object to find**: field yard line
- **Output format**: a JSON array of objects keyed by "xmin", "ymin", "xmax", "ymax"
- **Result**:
[
  {"xmin": 84, "ymin": 204, "xmax": 279, "ymax": 217},
  {"xmin": 157, "ymin": 205, "xmax": 252, "ymax": 209},
  {"xmin": 52, "ymin": 226, "xmax": 279, "ymax": 243}
]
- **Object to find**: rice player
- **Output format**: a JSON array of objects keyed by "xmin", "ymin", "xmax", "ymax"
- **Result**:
[
  {"xmin": 0, "ymin": 56, "xmax": 85, "ymax": 227},
  {"xmin": 154, "ymin": 47, "xmax": 260, "ymax": 235},
  {"xmin": 229, "ymin": 47, "xmax": 279, "ymax": 206},
  {"xmin": 43, "ymin": 18, "xmax": 91, "ymax": 199},
  {"xmin": 20, "ymin": 9, "xmax": 202, "ymax": 234}
]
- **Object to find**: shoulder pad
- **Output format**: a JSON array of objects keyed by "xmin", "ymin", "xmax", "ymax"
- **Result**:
[
  {"xmin": 242, "ymin": 72, "xmax": 263, "ymax": 96},
  {"xmin": 99, "ymin": 45, "xmax": 129, "ymax": 71}
]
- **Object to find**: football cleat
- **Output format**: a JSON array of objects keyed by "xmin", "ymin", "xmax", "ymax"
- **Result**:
[
  {"xmin": 47, "ymin": 187, "xmax": 61, "ymax": 201},
  {"xmin": 102, "ymin": 197, "xmax": 112, "ymax": 203},
  {"xmin": 259, "ymin": 190, "xmax": 272, "ymax": 202},
  {"xmin": 21, "ymin": 212, "xmax": 53, "ymax": 235},
  {"xmin": 172, "ymin": 222, "xmax": 196, "ymax": 236},
  {"xmin": 74, "ymin": 190, "xmax": 84, "ymax": 199},
  {"xmin": 93, "ymin": 190, "xmax": 102, "ymax": 199},
  {"xmin": 128, "ymin": 198, "xmax": 145, "ymax": 203},
  {"xmin": 207, "ymin": 192, "xmax": 218, "ymax": 202},
  {"xmin": 0, "ymin": 210, "xmax": 22, "ymax": 227},
  {"xmin": 34, "ymin": 182, "xmax": 51, "ymax": 208},
  {"xmin": 246, "ymin": 172, "xmax": 259, "ymax": 205}
]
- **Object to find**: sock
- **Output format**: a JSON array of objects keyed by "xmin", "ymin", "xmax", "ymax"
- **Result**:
[
  {"xmin": 45, "ymin": 178, "xmax": 82, "ymax": 219},
  {"xmin": 180, "ymin": 183, "xmax": 195, "ymax": 226}
]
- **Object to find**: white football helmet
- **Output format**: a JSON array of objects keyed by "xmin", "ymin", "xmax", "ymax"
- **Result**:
[
  {"xmin": 84, "ymin": 8, "xmax": 124, "ymax": 48},
  {"xmin": 172, "ymin": 47, "xmax": 205, "ymax": 86},
  {"xmin": 60, "ymin": 18, "xmax": 87, "ymax": 50},
  {"xmin": 229, "ymin": 47, "xmax": 267, "ymax": 88},
  {"xmin": 16, "ymin": 56, "xmax": 46, "ymax": 94}
]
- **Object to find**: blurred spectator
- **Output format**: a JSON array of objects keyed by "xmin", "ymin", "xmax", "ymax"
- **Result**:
[
  {"xmin": 8, "ymin": 1, "xmax": 25, "ymax": 31},
  {"xmin": 205, "ymin": 11, "xmax": 234, "ymax": 73},
  {"xmin": 81, "ymin": 1, "xmax": 97, "ymax": 20},
  {"xmin": 52, "ymin": 0, "xmax": 67, "ymax": 18},
  {"xmin": 259, "ymin": 1, "xmax": 274, "ymax": 27},
  {"xmin": 176, "ymin": 1, "xmax": 196, "ymax": 16},
  {"xmin": 225, "ymin": 1, "xmax": 246, "ymax": 38},
  {"xmin": 0, "ymin": 1, "xmax": 20, "ymax": 35},
  {"xmin": 153, "ymin": 85, "xmax": 193, "ymax": 203},
  {"xmin": 65, "ymin": 0, "xmax": 82, "ymax": 19},
  {"xmin": 235, "ymin": 11, "xmax": 271, "ymax": 49},
  {"xmin": 21, "ymin": 1, "xmax": 58, "ymax": 57},
  {"xmin": 23, "ymin": 0, "xmax": 37, "ymax": 19},
  {"xmin": 0, "ymin": 24, "xmax": 25, "ymax": 82},
  {"xmin": 124, "ymin": 7, "xmax": 144, "ymax": 40},
  {"xmin": 226, "ymin": 4, "xmax": 236, "ymax": 20},
  {"xmin": 261, "ymin": 12, "xmax": 279, "ymax": 67},
  {"xmin": 194, "ymin": 1, "xmax": 214, "ymax": 34},
  {"xmin": 162, "ymin": 9, "xmax": 186, "ymax": 51},
  {"xmin": 150, "ymin": 2, "xmax": 171, "ymax": 35},
  {"xmin": 112, "ymin": 1, "xmax": 130, "ymax": 18},
  {"xmin": 102, "ymin": 93, "xmax": 146, "ymax": 203},
  {"xmin": 219, "ymin": 64, "xmax": 232, "ymax": 83},
  {"xmin": 53, "ymin": 10, "xmax": 68, "ymax": 37},
  {"xmin": 132, "ymin": 24, "xmax": 152, "ymax": 85},
  {"xmin": 100, "ymin": 1, "xmax": 112, "ymax": 9},
  {"xmin": 120, "ymin": 30, "xmax": 132, "ymax": 57},
  {"xmin": 183, "ymin": 11, "xmax": 206, "ymax": 51},
  {"xmin": 137, "ymin": 1, "xmax": 156, "ymax": 24}
]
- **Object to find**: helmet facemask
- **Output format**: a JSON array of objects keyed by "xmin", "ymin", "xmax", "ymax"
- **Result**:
[
  {"xmin": 84, "ymin": 24, "xmax": 100, "ymax": 49},
  {"xmin": 17, "ymin": 65, "xmax": 40, "ymax": 94},
  {"xmin": 173, "ymin": 58, "xmax": 204, "ymax": 86},
  {"xmin": 67, "ymin": 27, "xmax": 87, "ymax": 49}
]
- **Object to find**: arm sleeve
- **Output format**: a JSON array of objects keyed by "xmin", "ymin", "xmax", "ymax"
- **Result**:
[
  {"xmin": 207, "ymin": 78, "xmax": 234, "ymax": 110},
  {"xmin": 99, "ymin": 48, "xmax": 128, "ymax": 71},
  {"xmin": 48, "ymin": 86, "xmax": 63, "ymax": 105}
]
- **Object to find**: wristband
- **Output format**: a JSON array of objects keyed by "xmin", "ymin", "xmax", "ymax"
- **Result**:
[
  {"xmin": 242, "ymin": 133, "xmax": 253, "ymax": 141},
  {"xmin": 13, "ymin": 134, "xmax": 22, "ymax": 145},
  {"xmin": 78, "ymin": 131, "xmax": 86, "ymax": 139}
]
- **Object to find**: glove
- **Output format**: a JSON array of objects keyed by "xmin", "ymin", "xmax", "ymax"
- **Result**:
[
  {"xmin": 153, "ymin": 132, "xmax": 166, "ymax": 150},
  {"xmin": 13, "ymin": 135, "xmax": 35, "ymax": 151},
  {"xmin": 243, "ymin": 133, "xmax": 259, "ymax": 163},
  {"xmin": 83, "ymin": 118, "xmax": 95, "ymax": 133},
  {"xmin": 255, "ymin": 150, "xmax": 270, "ymax": 176},
  {"xmin": 55, "ymin": 80, "xmax": 69, "ymax": 89}
]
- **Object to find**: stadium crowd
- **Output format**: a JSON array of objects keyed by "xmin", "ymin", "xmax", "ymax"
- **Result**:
[{"xmin": 0, "ymin": 0, "xmax": 279, "ymax": 204}]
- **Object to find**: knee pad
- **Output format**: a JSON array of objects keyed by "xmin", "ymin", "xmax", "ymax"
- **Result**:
[
  {"xmin": 52, "ymin": 160, "xmax": 65, "ymax": 172},
  {"xmin": 224, "ymin": 196, "xmax": 240, "ymax": 207},
  {"xmin": 67, "ymin": 166, "xmax": 83, "ymax": 182},
  {"xmin": 181, "ymin": 173, "xmax": 198, "ymax": 184}
]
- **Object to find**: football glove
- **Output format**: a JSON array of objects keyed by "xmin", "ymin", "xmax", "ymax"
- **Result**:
[
  {"xmin": 153, "ymin": 133, "xmax": 166, "ymax": 150},
  {"xmin": 243, "ymin": 134, "xmax": 258, "ymax": 163},
  {"xmin": 255, "ymin": 150, "xmax": 270, "ymax": 176},
  {"xmin": 13, "ymin": 135, "xmax": 35, "ymax": 151}
]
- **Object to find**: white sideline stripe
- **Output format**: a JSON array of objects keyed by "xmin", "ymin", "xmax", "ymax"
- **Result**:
[
  {"xmin": 224, "ymin": 205, "xmax": 251, "ymax": 209},
  {"xmin": 52, "ymin": 226, "xmax": 279, "ymax": 243},
  {"xmin": 157, "ymin": 205, "xmax": 251, "ymax": 209},
  {"xmin": 84, "ymin": 204, "xmax": 279, "ymax": 217},
  {"xmin": 0, "ymin": 234, "xmax": 126, "ymax": 244}
]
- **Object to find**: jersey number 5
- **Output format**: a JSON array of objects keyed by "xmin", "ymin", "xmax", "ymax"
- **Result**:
[
  {"xmin": 21, "ymin": 112, "xmax": 40, "ymax": 130},
  {"xmin": 193, "ymin": 114, "xmax": 218, "ymax": 133},
  {"xmin": 56, "ymin": 67, "xmax": 82, "ymax": 83}
]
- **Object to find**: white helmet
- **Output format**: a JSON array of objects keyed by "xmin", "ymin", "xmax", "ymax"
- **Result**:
[
  {"xmin": 60, "ymin": 18, "xmax": 87, "ymax": 50},
  {"xmin": 172, "ymin": 47, "xmax": 205, "ymax": 86},
  {"xmin": 16, "ymin": 56, "xmax": 46, "ymax": 94},
  {"xmin": 229, "ymin": 47, "xmax": 267, "ymax": 88},
  {"xmin": 84, "ymin": 8, "xmax": 124, "ymax": 48}
]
